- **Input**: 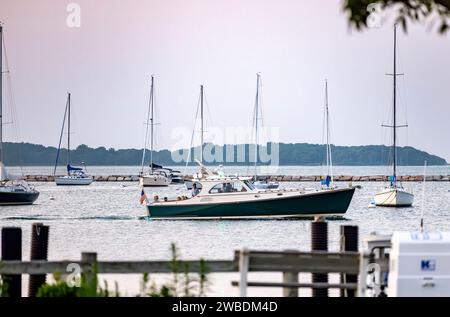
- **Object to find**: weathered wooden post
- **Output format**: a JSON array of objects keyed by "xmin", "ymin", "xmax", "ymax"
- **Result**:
[
  {"xmin": 28, "ymin": 223, "xmax": 49, "ymax": 297},
  {"xmin": 81, "ymin": 252, "xmax": 97, "ymax": 289},
  {"xmin": 340, "ymin": 225, "xmax": 358, "ymax": 297},
  {"xmin": 311, "ymin": 217, "xmax": 328, "ymax": 297},
  {"xmin": 282, "ymin": 249, "xmax": 298, "ymax": 297},
  {"xmin": 282, "ymin": 272, "xmax": 298, "ymax": 297},
  {"xmin": 1, "ymin": 227, "xmax": 22, "ymax": 297},
  {"xmin": 238, "ymin": 248, "xmax": 249, "ymax": 297}
]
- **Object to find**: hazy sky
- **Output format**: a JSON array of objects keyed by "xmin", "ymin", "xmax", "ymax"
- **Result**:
[{"xmin": 1, "ymin": 0, "xmax": 449, "ymax": 161}]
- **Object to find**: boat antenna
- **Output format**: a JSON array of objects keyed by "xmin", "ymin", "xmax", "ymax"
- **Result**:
[{"xmin": 420, "ymin": 160, "xmax": 427, "ymax": 232}]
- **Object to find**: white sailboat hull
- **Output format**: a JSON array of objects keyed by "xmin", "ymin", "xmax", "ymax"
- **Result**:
[
  {"xmin": 374, "ymin": 187, "xmax": 414, "ymax": 207},
  {"xmin": 55, "ymin": 176, "xmax": 93, "ymax": 186},
  {"xmin": 139, "ymin": 174, "xmax": 171, "ymax": 187}
]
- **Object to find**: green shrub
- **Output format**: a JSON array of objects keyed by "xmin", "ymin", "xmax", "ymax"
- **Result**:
[
  {"xmin": 139, "ymin": 243, "xmax": 209, "ymax": 297},
  {"xmin": 37, "ymin": 268, "xmax": 119, "ymax": 297},
  {"xmin": 0, "ymin": 276, "xmax": 9, "ymax": 297},
  {"xmin": 33, "ymin": 243, "xmax": 209, "ymax": 297}
]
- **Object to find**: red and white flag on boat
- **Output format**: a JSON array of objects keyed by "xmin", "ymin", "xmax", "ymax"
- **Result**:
[{"xmin": 139, "ymin": 189, "xmax": 148, "ymax": 205}]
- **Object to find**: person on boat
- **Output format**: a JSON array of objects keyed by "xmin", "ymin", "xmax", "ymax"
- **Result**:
[
  {"xmin": 224, "ymin": 183, "xmax": 233, "ymax": 192},
  {"xmin": 192, "ymin": 183, "xmax": 200, "ymax": 197}
]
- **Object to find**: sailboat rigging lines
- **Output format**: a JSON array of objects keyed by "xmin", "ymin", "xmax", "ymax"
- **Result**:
[
  {"xmin": 54, "ymin": 93, "xmax": 93, "ymax": 186},
  {"xmin": 139, "ymin": 76, "xmax": 171, "ymax": 187},
  {"xmin": 374, "ymin": 24, "xmax": 414, "ymax": 207},
  {"xmin": 321, "ymin": 79, "xmax": 334, "ymax": 189},
  {"xmin": 0, "ymin": 24, "xmax": 39, "ymax": 204},
  {"xmin": 251, "ymin": 73, "xmax": 279, "ymax": 190}
]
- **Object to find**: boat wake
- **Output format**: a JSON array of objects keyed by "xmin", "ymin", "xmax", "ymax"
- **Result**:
[
  {"xmin": 2, "ymin": 216, "xmax": 56, "ymax": 220},
  {"xmin": 139, "ymin": 216, "xmax": 350, "ymax": 221},
  {"xmin": 75, "ymin": 215, "xmax": 136, "ymax": 221},
  {"xmin": 2, "ymin": 215, "xmax": 140, "ymax": 221}
]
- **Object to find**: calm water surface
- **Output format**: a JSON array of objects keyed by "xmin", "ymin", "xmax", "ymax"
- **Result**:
[{"xmin": 1, "ymin": 166, "xmax": 449, "ymax": 296}]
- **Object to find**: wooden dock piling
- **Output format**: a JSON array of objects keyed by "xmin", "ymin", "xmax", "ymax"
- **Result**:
[
  {"xmin": 1, "ymin": 227, "xmax": 22, "ymax": 297},
  {"xmin": 81, "ymin": 252, "xmax": 98, "ymax": 287},
  {"xmin": 28, "ymin": 223, "xmax": 49, "ymax": 297},
  {"xmin": 340, "ymin": 225, "xmax": 359, "ymax": 297},
  {"xmin": 282, "ymin": 249, "xmax": 299, "ymax": 297},
  {"xmin": 311, "ymin": 218, "xmax": 328, "ymax": 297}
]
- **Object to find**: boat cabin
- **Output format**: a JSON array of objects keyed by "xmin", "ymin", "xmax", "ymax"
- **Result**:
[
  {"xmin": 204, "ymin": 178, "xmax": 255, "ymax": 194},
  {"xmin": 151, "ymin": 177, "xmax": 255, "ymax": 203}
]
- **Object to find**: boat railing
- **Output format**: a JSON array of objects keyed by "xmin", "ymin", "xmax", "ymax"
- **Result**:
[{"xmin": 151, "ymin": 195, "xmax": 192, "ymax": 203}]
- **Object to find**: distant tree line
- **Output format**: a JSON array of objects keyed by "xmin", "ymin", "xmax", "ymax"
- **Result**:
[{"xmin": 2, "ymin": 142, "xmax": 447, "ymax": 166}]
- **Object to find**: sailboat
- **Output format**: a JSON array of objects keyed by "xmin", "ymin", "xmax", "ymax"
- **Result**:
[
  {"xmin": 54, "ymin": 93, "xmax": 93, "ymax": 186},
  {"xmin": 374, "ymin": 25, "xmax": 414, "ymax": 207},
  {"xmin": 184, "ymin": 85, "xmax": 207, "ymax": 190},
  {"xmin": 251, "ymin": 73, "xmax": 279, "ymax": 190},
  {"xmin": 0, "ymin": 24, "xmax": 39, "ymax": 204},
  {"xmin": 184, "ymin": 85, "xmax": 230, "ymax": 190},
  {"xmin": 320, "ymin": 80, "xmax": 334, "ymax": 190},
  {"xmin": 139, "ymin": 76, "xmax": 171, "ymax": 187}
]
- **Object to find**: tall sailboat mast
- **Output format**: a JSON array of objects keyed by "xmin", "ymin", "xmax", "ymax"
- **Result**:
[
  {"xmin": 0, "ymin": 24, "xmax": 3, "ymax": 163},
  {"xmin": 150, "ymin": 76, "xmax": 154, "ymax": 172},
  {"xmin": 373, "ymin": 24, "xmax": 414, "ymax": 207},
  {"xmin": 254, "ymin": 73, "xmax": 260, "ymax": 181},
  {"xmin": 382, "ymin": 24, "xmax": 407, "ymax": 185},
  {"xmin": 138, "ymin": 76, "xmax": 169, "ymax": 187},
  {"xmin": 324, "ymin": 80, "xmax": 333, "ymax": 186},
  {"xmin": 67, "ymin": 92, "xmax": 71, "ymax": 169},
  {"xmin": 392, "ymin": 24, "xmax": 397, "ymax": 180},
  {"xmin": 140, "ymin": 76, "xmax": 155, "ymax": 174},
  {"xmin": 200, "ymin": 85, "xmax": 204, "ymax": 164},
  {"xmin": 0, "ymin": 24, "xmax": 39, "ymax": 202}
]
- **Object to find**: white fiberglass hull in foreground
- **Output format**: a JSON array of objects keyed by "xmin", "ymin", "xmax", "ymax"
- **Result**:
[
  {"xmin": 374, "ymin": 187, "xmax": 414, "ymax": 207},
  {"xmin": 139, "ymin": 174, "xmax": 171, "ymax": 187},
  {"xmin": 55, "ymin": 176, "xmax": 93, "ymax": 186}
]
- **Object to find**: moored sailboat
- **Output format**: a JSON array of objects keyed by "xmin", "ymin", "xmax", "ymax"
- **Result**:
[
  {"xmin": 139, "ymin": 76, "xmax": 171, "ymax": 187},
  {"xmin": 0, "ymin": 24, "xmax": 39, "ymax": 205},
  {"xmin": 320, "ymin": 79, "xmax": 334, "ymax": 190},
  {"xmin": 54, "ymin": 93, "xmax": 93, "ymax": 186},
  {"xmin": 374, "ymin": 25, "xmax": 413, "ymax": 207},
  {"xmin": 251, "ymin": 73, "xmax": 279, "ymax": 190},
  {"xmin": 184, "ymin": 85, "xmax": 208, "ymax": 190}
]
